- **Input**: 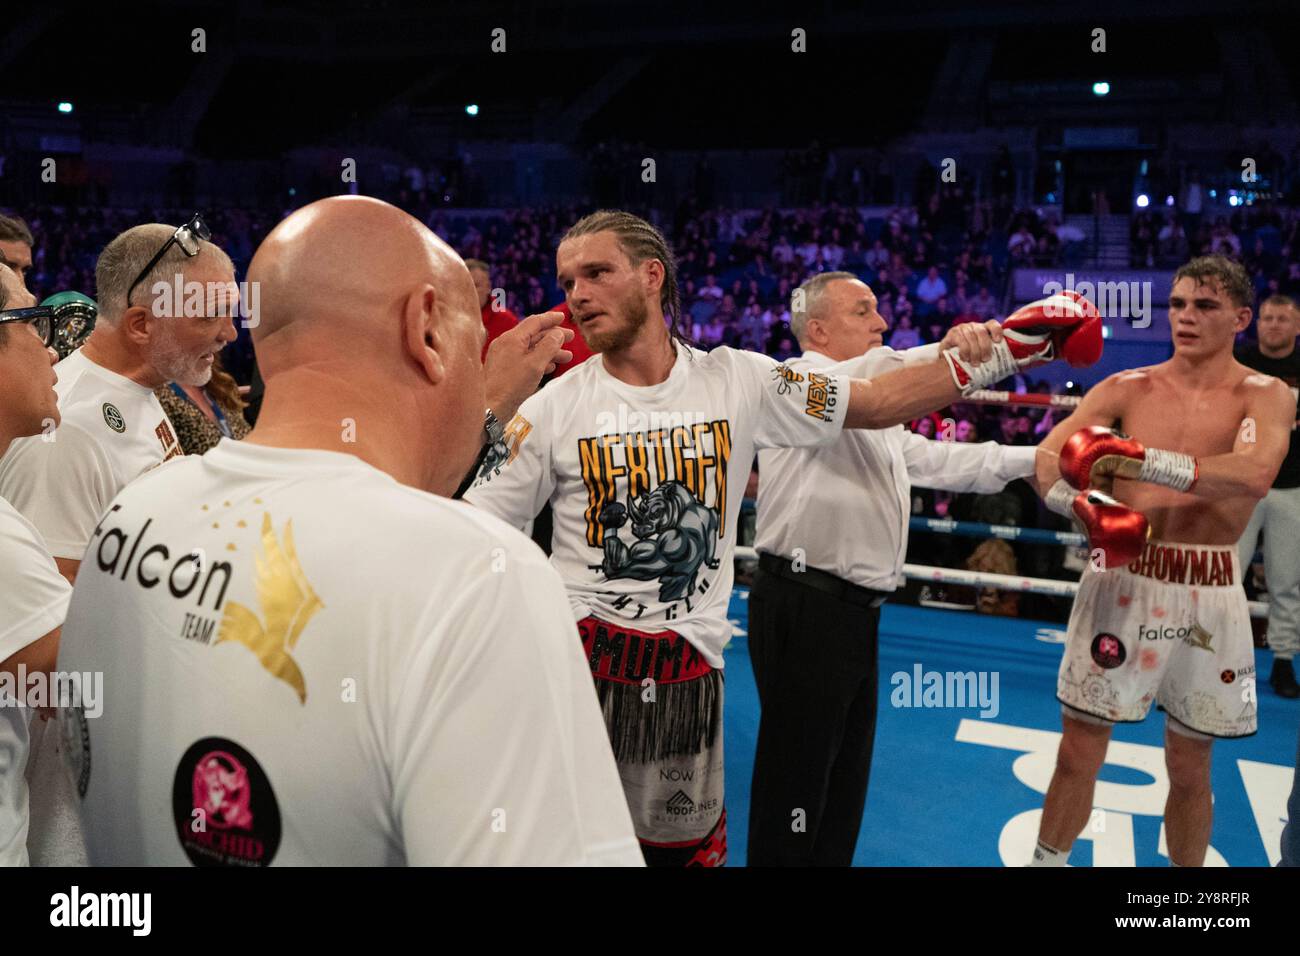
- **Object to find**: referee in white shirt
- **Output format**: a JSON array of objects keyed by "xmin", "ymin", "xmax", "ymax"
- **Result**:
[{"xmin": 749, "ymin": 272, "xmax": 1038, "ymax": 866}]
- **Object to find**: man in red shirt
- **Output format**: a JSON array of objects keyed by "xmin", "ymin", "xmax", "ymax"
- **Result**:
[{"xmin": 467, "ymin": 259, "xmax": 519, "ymax": 361}]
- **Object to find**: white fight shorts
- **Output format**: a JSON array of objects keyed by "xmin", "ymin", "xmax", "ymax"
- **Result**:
[{"xmin": 1058, "ymin": 540, "xmax": 1257, "ymax": 738}]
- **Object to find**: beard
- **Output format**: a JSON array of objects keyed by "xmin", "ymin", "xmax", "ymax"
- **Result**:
[
  {"xmin": 150, "ymin": 320, "xmax": 215, "ymax": 386},
  {"xmin": 580, "ymin": 293, "xmax": 652, "ymax": 354}
]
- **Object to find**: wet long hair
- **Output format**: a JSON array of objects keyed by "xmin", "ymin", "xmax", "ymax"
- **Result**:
[{"xmin": 561, "ymin": 209, "xmax": 694, "ymax": 351}]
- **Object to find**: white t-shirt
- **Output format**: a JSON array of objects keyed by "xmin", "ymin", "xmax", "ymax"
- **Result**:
[
  {"xmin": 56, "ymin": 441, "xmax": 641, "ymax": 866},
  {"xmin": 0, "ymin": 348, "xmax": 182, "ymax": 560},
  {"xmin": 0, "ymin": 496, "xmax": 72, "ymax": 867},
  {"xmin": 465, "ymin": 343, "xmax": 849, "ymax": 666}
]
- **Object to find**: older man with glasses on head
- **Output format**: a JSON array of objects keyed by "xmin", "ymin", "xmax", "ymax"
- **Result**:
[{"xmin": 0, "ymin": 214, "xmax": 237, "ymax": 587}]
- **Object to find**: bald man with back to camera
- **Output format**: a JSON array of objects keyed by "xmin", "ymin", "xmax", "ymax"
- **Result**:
[{"xmin": 55, "ymin": 196, "xmax": 643, "ymax": 866}]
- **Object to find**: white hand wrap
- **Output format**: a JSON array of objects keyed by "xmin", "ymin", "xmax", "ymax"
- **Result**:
[
  {"xmin": 942, "ymin": 340, "xmax": 1020, "ymax": 394},
  {"xmin": 1137, "ymin": 447, "xmax": 1198, "ymax": 492},
  {"xmin": 1044, "ymin": 478, "xmax": 1080, "ymax": 519}
]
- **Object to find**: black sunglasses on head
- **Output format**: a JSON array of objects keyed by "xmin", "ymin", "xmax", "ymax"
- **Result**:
[
  {"xmin": 125, "ymin": 213, "xmax": 212, "ymax": 306},
  {"xmin": 0, "ymin": 306, "xmax": 62, "ymax": 348}
]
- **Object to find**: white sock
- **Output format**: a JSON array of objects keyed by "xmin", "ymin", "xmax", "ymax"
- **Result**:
[{"xmin": 1029, "ymin": 839, "xmax": 1068, "ymax": 867}]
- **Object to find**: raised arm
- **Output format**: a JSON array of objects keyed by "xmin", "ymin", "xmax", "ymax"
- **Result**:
[
  {"xmin": 844, "ymin": 291, "xmax": 1102, "ymax": 430},
  {"xmin": 843, "ymin": 359, "xmax": 967, "ymax": 430}
]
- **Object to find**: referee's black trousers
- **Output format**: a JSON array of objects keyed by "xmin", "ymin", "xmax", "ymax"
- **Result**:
[{"xmin": 746, "ymin": 565, "xmax": 880, "ymax": 866}]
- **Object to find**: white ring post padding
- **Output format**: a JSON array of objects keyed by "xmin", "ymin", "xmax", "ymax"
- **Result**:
[{"xmin": 733, "ymin": 546, "xmax": 1269, "ymax": 619}]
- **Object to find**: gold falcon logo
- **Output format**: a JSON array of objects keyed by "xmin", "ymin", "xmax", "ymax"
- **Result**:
[{"xmin": 215, "ymin": 513, "xmax": 323, "ymax": 703}]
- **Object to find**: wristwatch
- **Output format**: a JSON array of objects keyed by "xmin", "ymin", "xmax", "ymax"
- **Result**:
[{"xmin": 483, "ymin": 407, "xmax": 504, "ymax": 447}]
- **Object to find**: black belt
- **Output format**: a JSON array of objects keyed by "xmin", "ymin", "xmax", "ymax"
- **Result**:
[{"xmin": 757, "ymin": 552, "xmax": 891, "ymax": 609}]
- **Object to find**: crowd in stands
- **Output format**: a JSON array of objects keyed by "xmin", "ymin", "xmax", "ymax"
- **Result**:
[
  {"xmin": 7, "ymin": 191, "xmax": 1289, "ymax": 613},
  {"xmin": 445, "ymin": 187, "xmax": 1067, "ymax": 359},
  {"xmin": 1131, "ymin": 203, "xmax": 1300, "ymax": 306},
  {"xmin": 12, "ymin": 190, "xmax": 1075, "ymax": 378}
]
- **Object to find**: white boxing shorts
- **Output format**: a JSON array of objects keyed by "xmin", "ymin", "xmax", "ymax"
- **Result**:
[{"xmin": 1058, "ymin": 540, "xmax": 1257, "ymax": 738}]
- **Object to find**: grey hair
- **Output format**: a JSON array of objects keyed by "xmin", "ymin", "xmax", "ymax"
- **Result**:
[
  {"xmin": 791, "ymin": 270, "xmax": 860, "ymax": 344},
  {"xmin": 94, "ymin": 223, "xmax": 234, "ymax": 325}
]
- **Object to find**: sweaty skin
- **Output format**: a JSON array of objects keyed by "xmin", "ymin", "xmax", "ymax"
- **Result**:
[
  {"xmin": 1031, "ymin": 272, "xmax": 1293, "ymax": 867},
  {"xmin": 1084, "ymin": 366, "xmax": 1285, "ymax": 543},
  {"xmin": 1036, "ymin": 276, "xmax": 1294, "ymax": 545}
]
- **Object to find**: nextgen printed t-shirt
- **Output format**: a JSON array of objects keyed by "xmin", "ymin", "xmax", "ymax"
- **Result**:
[
  {"xmin": 56, "ymin": 441, "xmax": 642, "ymax": 866},
  {"xmin": 0, "ymin": 348, "xmax": 182, "ymax": 560},
  {"xmin": 0, "ymin": 496, "xmax": 72, "ymax": 867},
  {"xmin": 465, "ymin": 343, "xmax": 849, "ymax": 666}
]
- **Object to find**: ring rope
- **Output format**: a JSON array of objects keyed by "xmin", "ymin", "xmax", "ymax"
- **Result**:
[
  {"xmin": 733, "ymin": 546, "xmax": 1270, "ymax": 619},
  {"xmin": 909, "ymin": 516, "xmax": 1085, "ymax": 547}
]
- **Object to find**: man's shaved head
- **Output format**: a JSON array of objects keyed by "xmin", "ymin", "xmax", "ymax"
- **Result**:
[
  {"xmin": 249, "ymin": 195, "xmax": 480, "ymax": 354},
  {"xmin": 244, "ymin": 195, "xmax": 487, "ymax": 495}
]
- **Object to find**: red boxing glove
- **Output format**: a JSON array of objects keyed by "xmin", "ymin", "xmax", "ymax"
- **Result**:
[
  {"xmin": 1060, "ymin": 426, "xmax": 1199, "ymax": 494},
  {"xmin": 1072, "ymin": 488, "xmax": 1150, "ymax": 569},
  {"xmin": 943, "ymin": 291, "xmax": 1103, "ymax": 393},
  {"xmin": 1040, "ymin": 289, "xmax": 1104, "ymax": 367}
]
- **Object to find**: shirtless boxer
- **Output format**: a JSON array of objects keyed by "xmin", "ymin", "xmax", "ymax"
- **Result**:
[{"xmin": 1029, "ymin": 255, "xmax": 1296, "ymax": 866}]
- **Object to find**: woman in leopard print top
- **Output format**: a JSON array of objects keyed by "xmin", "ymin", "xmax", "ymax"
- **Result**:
[{"xmin": 154, "ymin": 355, "xmax": 250, "ymax": 455}]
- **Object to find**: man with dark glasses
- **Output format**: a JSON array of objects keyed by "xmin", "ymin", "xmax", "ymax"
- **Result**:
[
  {"xmin": 0, "ymin": 303, "xmax": 60, "ymax": 349},
  {"xmin": 0, "ymin": 262, "xmax": 73, "ymax": 867}
]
